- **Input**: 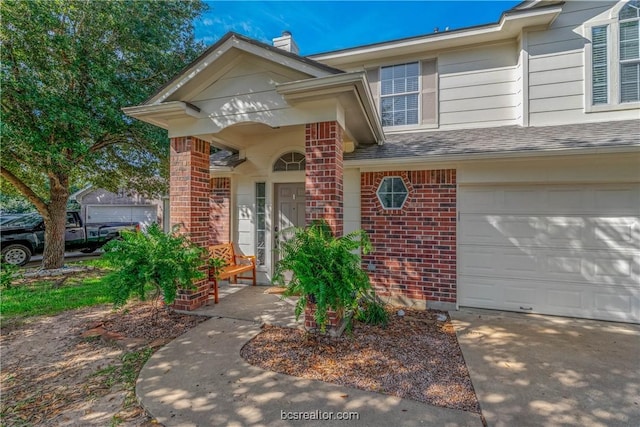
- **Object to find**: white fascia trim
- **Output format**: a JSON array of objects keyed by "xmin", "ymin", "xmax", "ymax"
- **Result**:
[
  {"xmin": 210, "ymin": 167, "xmax": 235, "ymax": 174},
  {"xmin": 311, "ymin": 6, "xmax": 562, "ymax": 62},
  {"xmin": 346, "ymin": 145, "xmax": 640, "ymax": 169},
  {"xmin": 122, "ymin": 101, "xmax": 202, "ymax": 129},
  {"xmin": 276, "ymin": 72, "xmax": 385, "ymax": 144}
]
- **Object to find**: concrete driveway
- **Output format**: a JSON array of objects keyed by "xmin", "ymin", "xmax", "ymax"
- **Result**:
[{"xmin": 451, "ymin": 308, "xmax": 640, "ymax": 427}]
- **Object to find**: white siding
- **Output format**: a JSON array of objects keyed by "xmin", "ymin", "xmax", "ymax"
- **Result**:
[
  {"xmin": 169, "ymin": 55, "xmax": 342, "ymax": 137},
  {"xmin": 344, "ymin": 168, "xmax": 361, "ymax": 235},
  {"xmin": 527, "ymin": 0, "xmax": 640, "ymax": 125},
  {"xmin": 439, "ymin": 42, "xmax": 518, "ymax": 129}
]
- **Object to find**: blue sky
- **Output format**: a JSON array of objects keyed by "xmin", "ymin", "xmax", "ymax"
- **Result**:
[{"xmin": 195, "ymin": 1, "xmax": 523, "ymax": 55}]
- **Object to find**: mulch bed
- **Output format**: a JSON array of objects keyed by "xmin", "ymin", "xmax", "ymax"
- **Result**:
[{"xmin": 241, "ymin": 307, "xmax": 480, "ymax": 413}]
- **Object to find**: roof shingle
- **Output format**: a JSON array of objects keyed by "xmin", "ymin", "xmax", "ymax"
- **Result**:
[{"xmin": 345, "ymin": 120, "xmax": 640, "ymax": 162}]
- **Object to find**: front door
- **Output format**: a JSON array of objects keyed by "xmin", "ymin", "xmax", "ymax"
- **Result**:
[{"xmin": 274, "ymin": 183, "xmax": 305, "ymax": 262}]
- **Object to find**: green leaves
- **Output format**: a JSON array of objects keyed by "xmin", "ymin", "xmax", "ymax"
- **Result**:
[
  {"xmin": 1, "ymin": 0, "xmax": 206, "ymax": 267},
  {"xmin": 0, "ymin": 0, "xmax": 207, "ymax": 203},
  {"xmin": 273, "ymin": 220, "xmax": 387, "ymax": 332},
  {"xmin": 103, "ymin": 223, "xmax": 206, "ymax": 307}
]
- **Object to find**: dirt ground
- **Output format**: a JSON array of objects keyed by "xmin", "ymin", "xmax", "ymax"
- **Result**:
[
  {"xmin": 0, "ymin": 302, "xmax": 208, "ymax": 426},
  {"xmin": 2, "ymin": 279, "xmax": 479, "ymax": 424}
]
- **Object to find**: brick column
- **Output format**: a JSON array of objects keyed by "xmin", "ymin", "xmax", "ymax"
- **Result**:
[
  {"xmin": 170, "ymin": 136, "xmax": 211, "ymax": 311},
  {"xmin": 304, "ymin": 121, "xmax": 345, "ymax": 333},
  {"xmin": 210, "ymin": 177, "xmax": 230, "ymax": 245},
  {"xmin": 305, "ymin": 121, "xmax": 344, "ymax": 236}
]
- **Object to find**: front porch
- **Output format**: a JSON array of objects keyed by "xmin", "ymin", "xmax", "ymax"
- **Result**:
[{"xmin": 168, "ymin": 121, "xmax": 352, "ymax": 311}]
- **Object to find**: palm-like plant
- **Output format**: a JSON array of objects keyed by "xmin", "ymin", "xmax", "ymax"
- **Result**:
[{"xmin": 273, "ymin": 220, "xmax": 387, "ymax": 332}]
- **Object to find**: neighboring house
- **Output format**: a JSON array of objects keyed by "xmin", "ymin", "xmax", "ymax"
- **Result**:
[
  {"xmin": 71, "ymin": 187, "xmax": 169, "ymax": 230},
  {"xmin": 124, "ymin": 0, "xmax": 640, "ymax": 323}
]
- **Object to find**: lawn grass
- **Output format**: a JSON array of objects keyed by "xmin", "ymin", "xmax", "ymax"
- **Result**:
[{"xmin": 1, "ymin": 265, "xmax": 113, "ymax": 319}]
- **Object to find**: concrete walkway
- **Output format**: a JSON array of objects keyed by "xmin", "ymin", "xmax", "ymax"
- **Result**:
[
  {"xmin": 451, "ymin": 308, "xmax": 640, "ymax": 427},
  {"xmin": 136, "ymin": 285, "xmax": 483, "ymax": 426}
]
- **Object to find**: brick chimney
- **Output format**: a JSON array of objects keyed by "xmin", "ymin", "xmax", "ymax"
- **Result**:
[{"xmin": 272, "ymin": 30, "xmax": 299, "ymax": 55}]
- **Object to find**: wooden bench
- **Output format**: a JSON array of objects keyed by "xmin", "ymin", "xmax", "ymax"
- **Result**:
[{"xmin": 208, "ymin": 243, "xmax": 257, "ymax": 304}]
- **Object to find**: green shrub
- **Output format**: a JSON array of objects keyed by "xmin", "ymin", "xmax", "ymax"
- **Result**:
[
  {"xmin": 355, "ymin": 292, "xmax": 389, "ymax": 327},
  {"xmin": 103, "ymin": 223, "xmax": 205, "ymax": 307},
  {"xmin": 273, "ymin": 220, "xmax": 388, "ymax": 332},
  {"xmin": 0, "ymin": 261, "xmax": 21, "ymax": 290}
]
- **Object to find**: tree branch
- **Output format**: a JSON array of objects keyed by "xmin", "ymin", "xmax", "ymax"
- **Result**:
[
  {"xmin": 88, "ymin": 134, "xmax": 119, "ymax": 154},
  {"xmin": 0, "ymin": 166, "xmax": 49, "ymax": 216}
]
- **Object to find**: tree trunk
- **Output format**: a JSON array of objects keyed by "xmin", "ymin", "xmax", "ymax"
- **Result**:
[{"xmin": 42, "ymin": 176, "xmax": 69, "ymax": 269}]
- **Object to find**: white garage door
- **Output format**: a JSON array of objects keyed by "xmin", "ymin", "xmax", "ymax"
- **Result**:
[
  {"xmin": 86, "ymin": 205, "xmax": 157, "ymax": 226},
  {"xmin": 459, "ymin": 184, "xmax": 640, "ymax": 323}
]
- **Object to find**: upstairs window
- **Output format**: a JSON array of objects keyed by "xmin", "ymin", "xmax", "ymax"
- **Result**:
[
  {"xmin": 620, "ymin": 0, "xmax": 640, "ymax": 102},
  {"xmin": 589, "ymin": 0, "xmax": 640, "ymax": 107},
  {"xmin": 380, "ymin": 62, "xmax": 419, "ymax": 127}
]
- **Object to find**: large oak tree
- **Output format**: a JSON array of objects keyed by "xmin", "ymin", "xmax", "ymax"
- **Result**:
[{"xmin": 1, "ymin": 0, "xmax": 207, "ymax": 268}]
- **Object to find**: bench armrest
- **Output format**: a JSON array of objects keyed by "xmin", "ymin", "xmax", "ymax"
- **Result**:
[{"xmin": 235, "ymin": 255, "xmax": 256, "ymax": 266}]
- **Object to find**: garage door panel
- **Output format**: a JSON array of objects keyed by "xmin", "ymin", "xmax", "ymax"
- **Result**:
[
  {"xmin": 461, "ymin": 245, "xmax": 638, "ymax": 285},
  {"xmin": 460, "ymin": 279, "xmax": 497, "ymax": 305},
  {"xmin": 86, "ymin": 205, "xmax": 157, "ymax": 225},
  {"xmin": 460, "ymin": 185, "xmax": 640, "ymax": 215},
  {"xmin": 503, "ymin": 189, "xmax": 544, "ymax": 211},
  {"xmin": 460, "ymin": 275, "xmax": 639, "ymax": 322},
  {"xmin": 594, "ymin": 188, "xmax": 639, "ymax": 212},
  {"xmin": 547, "ymin": 189, "xmax": 585, "ymax": 210},
  {"xmin": 593, "ymin": 292, "xmax": 636, "ymax": 320},
  {"xmin": 503, "ymin": 286, "xmax": 538, "ymax": 306},
  {"xmin": 462, "ymin": 214, "xmax": 638, "ymax": 250},
  {"xmin": 546, "ymin": 288, "xmax": 584, "ymax": 310},
  {"xmin": 459, "ymin": 184, "xmax": 640, "ymax": 324}
]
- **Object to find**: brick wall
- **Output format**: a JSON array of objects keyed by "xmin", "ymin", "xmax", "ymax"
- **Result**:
[
  {"xmin": 169, "ymin": 136, "xmax": 211, "ymax": 311},
  {"xmin": 304, "ymin": 303, "xmax": 342, "ymax": 331},
  {"xmin": 211, "ymin": 177, "xmax": 230, "ymax": 245},
  {"xmin": 305, "ymin": 121, "xmax": 343, "ymax": 236},
  {"xmin": 304, "ymin": 121, "xmax": 345, "ymax": 330},
  {"xmin": 361, "ymin": 170, "xmax": 457, "ymax": 308}
]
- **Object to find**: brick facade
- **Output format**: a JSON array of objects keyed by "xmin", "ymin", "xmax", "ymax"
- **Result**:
[
  {"xmin": 304, "ymin": 121, "xmax": 345, "ymax": 330},
  {"xmin": 210, "ymin": 177, "xmax": 230, "ymax": 245},
  {"xmin": 169, "ymin": 136, "xmax": 211, "ymax": 311},
  {"xmin": 304, "ymin": 303, "xmax": 343, "ymax": 331},
  {"xmin": 361, "ymin": 170, "xmax": 457, "ymax": 308},
  {"xmin": 305, "ymin": 121, "xmax": 344, "ymax": 236}
]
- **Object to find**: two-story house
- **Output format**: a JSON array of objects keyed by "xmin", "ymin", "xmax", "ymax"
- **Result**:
[{"xmin": 124, "ymin": 0, "xmax": 640, "ymax": 323}]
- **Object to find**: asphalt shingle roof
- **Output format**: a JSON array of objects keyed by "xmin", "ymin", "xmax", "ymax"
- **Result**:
[
  {"xmin": 209, "ymin": 120, "xmax": 639, "ymax": 168},
  {"xmin": 344, "ymin": 120, "xmax": 640, "ymax": 162}
]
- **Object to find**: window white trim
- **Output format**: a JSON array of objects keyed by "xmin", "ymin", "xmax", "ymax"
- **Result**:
[
  {"xmin": 379, "ymin": 62, "xmax": 421, "ymax": 128},
  {"xmin": 584, "ymin": 1, "xmax": 640, "ymax": 112},
  {"xmin": 376, "ymin": 176, "xmax": 409, "ymax": 210}
]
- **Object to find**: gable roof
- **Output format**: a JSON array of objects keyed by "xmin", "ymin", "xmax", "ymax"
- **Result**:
[
  {"xmin": 344, "ymin": 120, "xmax": 640, "ymax": 163},
  {"xmin": 144, "ymin": 32, "xmax": 344, "ymax": 105}
]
